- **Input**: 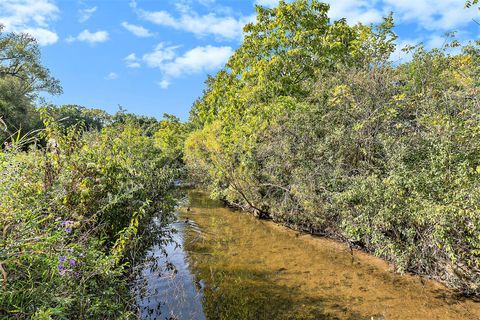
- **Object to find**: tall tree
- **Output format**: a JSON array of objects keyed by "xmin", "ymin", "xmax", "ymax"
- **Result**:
[{"xmin": 0, "ymin": 25, "xmax": 62, "ymax": 142}]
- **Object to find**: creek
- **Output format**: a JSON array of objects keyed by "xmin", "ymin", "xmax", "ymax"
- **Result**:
[{"xmin": 136, "ymin": 190, "xmax": 480, "ymax": 320}]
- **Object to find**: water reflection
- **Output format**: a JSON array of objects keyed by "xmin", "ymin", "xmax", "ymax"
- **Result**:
[
  {"xmin": 134, "ymin": 220, "xmax": 206, "ymax": 320},
  {"xmin": 182, "ymin": 190, "xmax": 480, "ymax": 320},
  {"xmin": 137, "ymin": 190, "xmax": 480, "ymax": 320}
]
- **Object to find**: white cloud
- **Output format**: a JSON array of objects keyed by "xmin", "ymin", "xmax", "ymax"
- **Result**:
[
  {"xmin": 390, "ymin": 38, "xmax": 420, "ymax": 63},
  {"xmin": 426, "ymin": 34, "xmax": 449, "ymax": 49},
  {"xmin": 383, "ymin": 0, "xmax": 479, "ymax": 31},
  {"xmin": 158, "ymin": 80, "xmax": 170, "ymax": 89},
  {"xmin": 22, "ymin": 27, "xmax": 58, "ymax": 45},
  {"xmin": 161, "ymin": 45, "xmax": 233, "ymax": 77},
  {"xmin": 104, "ymin": 72, "xmax": 118, "ymax": 80},
  {"xmin": 135, "ymin": 43, "xmax": 233, "ymax": 88},
  {"xmin": 77, "ymin": 29, "xmax": 108, "ymax": 43},
  {"xmin": 127, "ymin": 62, "xmax": 141, "ymax": 68},
  {"xmin": 142, "ymin": 43, "xmax": 179, "ymax": 68},
  {"xmin": 390, "ymin": 33, "xmax": 464, "ymax": 63},
  {"xmin": 139, "ymin": 8, "xmax": 254, "ymax": 40},
  {"xmin": 65, "ymin": 35, "xmax": 76, "ymax": 43},
  {"xmin": 323, "ymin": 0, "xmax": 480, "ymax": 30},
  {"xmin": 255, "ymin": 0, "xmax": 382, "ymax": 25},
  {"xmin": 255, "ymin": 0, "xmax": 280, "ymax": 8},
  {"xmin": 256, "ymin": 0, "xmax": 480, "ymax": 31},
  {"xmin": 67, "ymin": 29, "xmax": 109, "ymax": 44},
  {"xmin": 124, "ymin": 53, "xmax": 141, "ymax": 68},
  {"xmin": 197, "ymin": 0, "xmax": 216, "ymax": 6},
  {"xmin": 325, "ymin": 0, "xmax": 384, "ymax": 25},
  {"xmin": 0, "ymin": 0, "xmax": 59, "ymax": 46},
  {"xmin": 125, "ymin": 53, "xmax": 137, "ymax": 60},
  {"xmin": 121, "ymin": 21, "xmax": 153, "ymax": 37},
  {"xmin": 78, "ymin": 6, "xmax": 97, "ymax": 23}
]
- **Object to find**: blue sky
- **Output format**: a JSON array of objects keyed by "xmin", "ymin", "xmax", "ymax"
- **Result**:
[{"xmin": 0, "ymin": 0, "xmax": 479, "ymax": 120}]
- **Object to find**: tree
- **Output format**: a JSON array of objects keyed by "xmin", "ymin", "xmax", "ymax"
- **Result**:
[
  {"xmin": 184, "ymin": 0, "xmax": 480, "ymax": 294},
  {"xmin": 466, "ymin": 0, "xmax": 479, "ymax": 8},
  {"xmin": 186, "ymin": 0, "xmax": 397, "ymax": 209},
  {"xmin": 51, "ymin": 104, "xmax": 110, "ymax": 132},
  {"xmin": 0, "ymin": 25, "xmax": 61, "ymax": 95},
  {"xmin": 154, "ymin": 113, "xmax": 188, "ymax": 164},
  {"xmin": 0, "ymin": 26, "xmax": 62, "ymax": 143}
]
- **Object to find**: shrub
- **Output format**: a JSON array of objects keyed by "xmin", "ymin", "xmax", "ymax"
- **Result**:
[{"xmin": 0, "ymin": 111, "xmax": 179, "ymax": 318}]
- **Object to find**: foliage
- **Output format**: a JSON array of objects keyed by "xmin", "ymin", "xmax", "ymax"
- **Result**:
[
  {"xmin": 0, "ymin": 30, "xmax": 189, "ymax": 314},
  {"xmin": 0, "ymin": 107, "xmax": 180, "ymax": 318},
  {"xmin": 50, "ymin": 105, "xmax": 111, "ymax": 132},
  {"xmin": 0, "ymin": 25, "xmax": 62, "ymax": 143},
  {"xmin": 185, "ymin": 0, "xmax": 480, "ymax": 295},
  {"xmin": 112, "ymin": 107, "xmax": 162, "ymax": 137},
  {"xmin": 0, "ymin": 76, "xmax": 42, "ymax": 143},
  {"xmin": 466, "ymin": 0, "xmax": 479, "ymax": 9},
  {"xmin": 0, "ymin": 25, "xmax": 62, "ymax": 95},
  {"xmin": 154, "ymin": 114, "xmax": 189, "ymax": 166}
]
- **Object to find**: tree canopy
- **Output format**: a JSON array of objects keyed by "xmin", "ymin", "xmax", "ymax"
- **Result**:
[
  {"xmin": 184, "ymin": 0, "xmax": 480, "ymax": 295},
  {"xmin": 0, "ymin": 25, "xmax": 63, "ymax": 143}
]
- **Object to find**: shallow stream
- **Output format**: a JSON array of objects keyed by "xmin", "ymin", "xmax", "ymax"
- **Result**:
[{"xmin": 136, "ymin": 190, "xmax": 480, "ymax": 320}]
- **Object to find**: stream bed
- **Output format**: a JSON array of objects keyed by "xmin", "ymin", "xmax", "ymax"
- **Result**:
[{"xmin": 136, "ymin": 190, "xmax": 480, "ymax": 320}]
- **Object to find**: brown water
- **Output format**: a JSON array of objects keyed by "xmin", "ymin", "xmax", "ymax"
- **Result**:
[{"xmin": 140, "ymin": 190, "xmax": 480, "ymax": 319}]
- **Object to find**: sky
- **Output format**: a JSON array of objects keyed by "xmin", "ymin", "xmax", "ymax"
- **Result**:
[{"xmin": 0, "ymin": 0, "xmax": 479, "ymax": 120}]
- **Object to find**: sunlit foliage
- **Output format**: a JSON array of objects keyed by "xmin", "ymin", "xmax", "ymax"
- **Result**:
[
  {"xmin": 185, "ymin": 0, "xmax": 480, "ymax": 295},
  {"xmin": 0, "ymin": 27, "xmax": 186, "ymax": 318}
]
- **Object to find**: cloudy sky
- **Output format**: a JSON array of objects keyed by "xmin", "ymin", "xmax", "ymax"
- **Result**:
[{"xmin": 0, "ymin": 0, "xmax": 479, "ymax": 120}]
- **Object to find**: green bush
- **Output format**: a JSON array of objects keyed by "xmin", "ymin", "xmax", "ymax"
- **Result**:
[
  {"xmin": 184, "ymin": 0, "xmax": 480, "ymax": 295},
  {"xmin": 0, "ymin": 111, "xmax": 179, "ymax": 318}
]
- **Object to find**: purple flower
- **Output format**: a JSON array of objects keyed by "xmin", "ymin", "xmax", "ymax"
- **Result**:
[
  {"xmin": 60, "ymin": 221, "xmax": 74, "ymax": 233},
  {"xmin": 58, "ymin": 260, "xmax": 67, "ymax": 276},
  {"xmin": 57, "ymin": 256, "xmax": 78, "ymax": 276}
]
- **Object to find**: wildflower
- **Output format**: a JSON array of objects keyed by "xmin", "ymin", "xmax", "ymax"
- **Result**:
[
  {"xmin": 60, "ymin": 220, "xmax": 74, "ymax": 233},
  {"xmin": 58, "ymin": 256, "xmax": 76, "ymax": 276},
  {"xmin": 58, "ymin": 257, "xmax": 67, "ymax": 276}
]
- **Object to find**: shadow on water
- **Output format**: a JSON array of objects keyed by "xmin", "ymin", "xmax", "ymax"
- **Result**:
[
  {"xmin": 191, "ymin": 266, "xmax": 366, "ymax": 320},
  {"xmin": 187, "ymin": 189, "xmax": 223, "ymax": 209},
  {"xmin": 182, "ymin": 191, "xmax": 370, "ymax": 320},
  {"xmin": 135, "ymin": 189, "xmax": 480, "ymax": 320}
]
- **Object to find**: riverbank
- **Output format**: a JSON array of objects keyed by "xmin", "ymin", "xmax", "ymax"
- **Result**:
[
  {"xmin": 183, "ymin": 1, "xmax": 480, "ymax": 298},
  {"xmin": 0, "ymin": 118, "xmax": 180, "ymax": 319},
  {"xmin": 219, "ymin": 192, "xmax": 480, "ymax": 300}
]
